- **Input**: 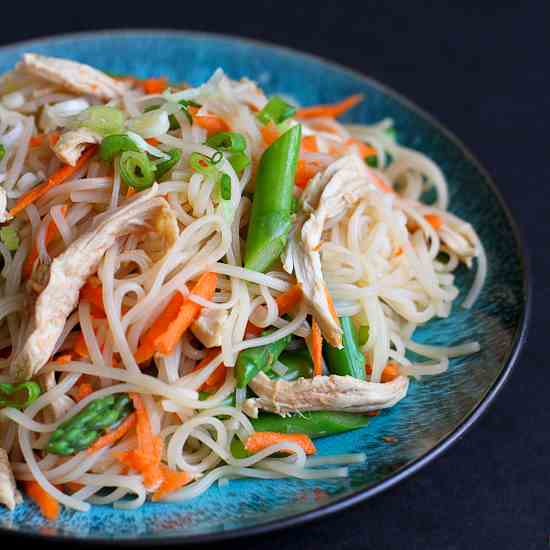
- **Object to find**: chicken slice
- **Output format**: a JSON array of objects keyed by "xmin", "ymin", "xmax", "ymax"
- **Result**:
[
  {"xmin": 11, "ymin": 186, "xmax": 172, "ymax": 381},
  {"xmin": 191, "ymin": 308, "xmax": 228, "ymax": 348},
  {"xmin": 0, "ymin": 448, "xmax": 21, "ymax": 511},
  {"xmin": 17, "ymin": 53, "xmax": 129, "ymax": 100},
  {"xmin": 141, "ymin": 203, "xmax": 179, "ymax": 262},
  {"xmin": 287, "ymin": 155, "xmax": 377, "ymax": 347},
  {"xmin": 52, "ymin": 128, "xmax": 102, "ymax": 166},
  {"xmin": 247, "ymin": 371, "xmax": 409, "ymax": 416}
]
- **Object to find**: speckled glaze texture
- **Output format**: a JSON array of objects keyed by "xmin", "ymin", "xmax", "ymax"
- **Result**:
[{"xmin": 0, "ymin": 31, "xmax": 529, "ymax": 543}]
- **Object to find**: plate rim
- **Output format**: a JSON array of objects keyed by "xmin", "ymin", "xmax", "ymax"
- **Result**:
[{"xmin": 0, "ymin": 28, "xmax": 532, "ymax": 546}]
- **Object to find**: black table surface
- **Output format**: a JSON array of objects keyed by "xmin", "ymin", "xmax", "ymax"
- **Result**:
[{"xmin": 1, "ymin": 2, "xmax": 548, "ymax": 548}]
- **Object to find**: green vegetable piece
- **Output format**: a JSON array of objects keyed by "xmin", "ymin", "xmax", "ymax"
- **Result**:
[
  {"xmin": 257, "ymin": 96, "xmax": 296, "ymax": 125},
  {"xmin": 358, "ymin": 325, "xmax": 369, "ymax": 346},
  {"xmin": 78, "ymin": 106, "xmax": 125, "ymax": 136},
  {"xmin": 219, "ymin": 173, "xmax": 231, "ymax": 201},
  {"xmin": 230, "ymin": 438, "xmax": 249, "ymax": 459},
  {"xmin": 206, "ymin": 131, "xmax": 246, "ymax": 153},
  {"xmin": 189, "ymin": 152, "xmax": 221, "ymax": 181},
  {"xmin": 365, "ymin": 154, "xmax": 378, "ymax": 168},
  {"xmin": 46, "ymin": 394, "xmax": 133, "ymax": 455},
  {"xmin": 118, "ymin": 151, "xmax": 156, "ymax": 190},
  {"xmin": 244, "ymin": 124, "xmax": 301, "ymax": 272},
  {"xmin": 99, "ymin": 134, "xmax": 140, "ymax": 162},
  {"xmin": 155, "ymin": 149, "xmax": 182, "ymax": 179},
  {"xmin": 267, "ymin": 349, "xmax": 312, "ymax": 381},
  {"xmin": 250, "ymin": 410, "xmax": 372, "ymax": 438},
  {"xmin": 324, "ymin": 317, "xmax": 366, "ymax": 380},
  {"xmin": 0, "ymin": 382, "xmax": 41, "ymax": 409},
  {"xmin": 0, "ymin": 226, "xmax": 20, "ymax": 251},
  {"xmin": 228, "ymin": 152, "xmax": 251, "ymax": 175},
  {"xmin": 385, "ymin": 127, "xmax": 397, "ymax": 141},
  {"xmin": 235, "ymin": 330, "xmax": 292, "ymax": 388},
  {"xmin": 198, "ymin": 391, "xmax": 236, "ymax": 407},
  {"xmin": 0, "ymin": 144, "xmax": 5, "ymax": 161}
]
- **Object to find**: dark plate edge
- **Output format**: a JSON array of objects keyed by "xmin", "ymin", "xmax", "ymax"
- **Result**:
[{"xmin": 0, "ymin": 28, "xmax": 532, "ymax": 546}]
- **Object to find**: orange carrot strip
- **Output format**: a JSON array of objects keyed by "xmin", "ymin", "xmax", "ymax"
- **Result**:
[
  {"xmin": 146, "ymin": 137, "xmax": 160, "ymax": 146},
  {"xmin": 134, "ymin": 292, "xmax": 184, "ymax": 363},
  {"xmin": 372, "ymin": 173, "xmax": 394, "ymax": 194},
  {"xmin": 23, "ymin": 205, "xmax": 68, "ymax": 278},
  {"xmin": 323, "ymin": 287, "xmax": 338, "ymax": 322},
  {"xmin": 295, "ymin": 159, "xmax": 324, "ymax": 189},
  {"xmin": 29, "ymin": 132, "xmax": 60, "ymax": 148},
  {"xmin": 296, "ymin": 94, "xmax": 364, "ymax": 120},
  {"xmin": 193, "ymin": 348, "xmax": 226, "ymax": 390},
  {"xmin": 188, "ymin": 106, "xmax": 229, "ymax": 135},
  {"xmin": 140, "ymin": 77, "xmax": 168, "ymax": 95},
  {"xmin": 345, "ymin": 138, "xmax": 376, "ymax": 159},
  {"xmin": 64, "ymin": 481, "xmax": 83, "ymax": 493},
  {"xmin": 74, "ymin": 383, "xmax": 93, "ymax": 403},
  {"xmin": 9, "ymin": 145, "xmax": 97, "ymax": 218},
  {"xmin": 260, "ymin": 121, "xmax": 280, "ymax": 146},
  {"xmin": 126, "ymin": 186, "xmax": 137, "ymax": 198},
  {"xmin": 424, "ymin": 213, "xmax": 443, "ymax": 230},
  {"xmin": 152, "ymin": 465, "xmax": 191, "ymax": 501},
  {"xmin": 87, "ymin": 412, "xmax": 137, "ymax": 454},
  {"xmin": 73, "ymin": 331, "xmax": 89, "ymax": 358},
  {"xmin": 53, "ymin": 354, "xmax": 72, "ymax": 365},
  {"xmin": 80, "ymin": 277, "xmax": 104, "ymax": 314},
  {"xmin": 154, "ymin": 272, "xmax": 217, "ymax": 355},
  {"xmin": 245, "ymin": 432, "xmax": 316, "ymax": 455},
  {"xmin": 311, "ymin": 319, "xmax": 323, "ymax": 377},
  {"xmin": 301, "ymin": 135, "xmax": 318, "ymax": 153},
  {"xmin": 24, "ymin": 481, "xmax": 60, "ymax": 521},
  {"xmin": 47, "ymin": 132, "xmax": 61, "ymax": 148},
  {"xmin": 365, "ymin": 362, "xmax": 400, "ymax": 383}
]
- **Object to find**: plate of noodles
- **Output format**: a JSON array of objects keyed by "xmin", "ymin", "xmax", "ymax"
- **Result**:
[{"xmin": 0, "ymin": 31, "xmax": 528, "ymax": 543}]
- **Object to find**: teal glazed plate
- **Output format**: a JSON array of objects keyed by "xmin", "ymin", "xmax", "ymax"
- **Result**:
[{"xmin": 0, "ymin": 30, "xmax": 530, "ymax": 544}]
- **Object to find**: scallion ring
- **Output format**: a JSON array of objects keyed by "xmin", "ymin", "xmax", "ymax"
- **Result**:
[{"xmin": 118, "ymin": 151, "xmax": 156, "ymax": 190}]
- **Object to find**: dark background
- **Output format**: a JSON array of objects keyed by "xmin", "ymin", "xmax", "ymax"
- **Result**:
[{"xmin": 1, "ymin": 1, "xmax": 548, "ymax": 548}]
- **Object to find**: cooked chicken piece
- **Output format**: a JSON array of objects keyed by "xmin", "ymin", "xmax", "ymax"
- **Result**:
[
  {"xmin": 438, "ymin": 220, "xmax": 478, "ymax": 267},
  {"xmin": 0, "ymin": 187, "xmax": 8, "ymax": 223},
  {"xmin": 247, "ymin": 371, "xmax": 409, "ymax": 416},
  {"xmin": 0, "ymin": 448, "xmax": 21, "ymax": 511},
  {"xmin": 286, "ymin": 155, "xmax": 377, "ymax": 348},
  {"xmin": 11, "ymin": 186, "xmax": 171, "ymax": 381},
  {"xmin": 52, "ymin": 128, "xmax": 102, "ymax": 166},
  {"xmin": 17, "ymin": 53, "xmax": 129, "ymax": 100},
  {"xmin": 141, "ymin": 203, "xmax": 179, "ymax": 262},
  {"xmin": 191, "ymin": 308, "xmax": 228, "ymax": 348}
]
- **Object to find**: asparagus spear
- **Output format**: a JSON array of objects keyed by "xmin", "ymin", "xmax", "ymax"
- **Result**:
[{"xmin": 324, "ymin": 316, "xmax": 366, "ymax": 380}]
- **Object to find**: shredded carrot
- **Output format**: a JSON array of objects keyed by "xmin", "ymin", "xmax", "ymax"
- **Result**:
[
  {"xmin": 245, "ymin": 432, "xmax": 316, "ymax": 455},
  {"xmin": 366, "ymin": 410, "xmax": 380, "ymax": 417},
  {"xmin": 87, "ymin": 412, "xmax": 137, "ymax": 454},
  {"xmin": 126, "ymin": 186, "xmax": 137, "ymax": 198},
  {"xmin": 23, "ymin": 205, "xmax": 68, "ymax": 278},
  {"xmin": 246, "ymin": 284, "xmax": 303, "ymax": 337},
  {"xmin": 140, "ymin": 77, "xmax": 168, "ymax": 95},
  {"xmin": 188, "ymin": 106, "xmax": 229, "ymax": 135},
  {"xmin": 80, "ymin": 277, "xmax": 104, "ymax": 314},
  {"xmin": 372, "ymin": 173, "xmax": 394, "ymax": 194},
  {"xmin": 29, "ymin": 131, "xmax": 60, "ymax": 149},
  {"xmin": 344, "ymin": 138, "xmax": 376, "ymax": 159},
  {"xmin": 48, "ymin": 132, "xmax": 60, "ymax": 148},
  {"xmin": 146, "ymin": 137, "xmax": 160, "ymax": 146},
  {"xmin": 394, "ymin": 246, "xmax": 403, "ymax": 257},
  {"xmin": 260, "ymin": 121, "xmax": 280, "ymax": 146},
  {"xmin": 74, "ymin": 382, "xmax": 93, "ymax": 403},
  {"xmin": 296, "ymin": 94, "xmax": 364, "ymax": 120},
  {"xmin": 365, "ymin": 362, "xmax": 400, "ymax": 383},
  {"xmin": 424, "ymin": 213, "xmax": 443, "ymax": 230},
  {"xmin": 9, "ymin": 145, "xmax": 97, "ymax": 218},
  {"xmin": 295, "ymin": 159, "xmax": 324, "ymax": 189},
  {"xmin": 53, "ymin": 354, "xmax": 72, "ymax": 365},
  {"xmin": 134, "ymin": 292, "xmax": 184, "ymax": 363},
  {"xmin": 301, "ymin": 135, "xmax": 318, "ymax": 153},
  {"xmin": 323, "ymin": 287, "xmax": 338, "ymax": 322},
  {"xmin": 24, "ymin": 481, "xmax": 60, "ymax": 521},
  {"xmin": 152, "ymin": 464, "xmax": 192, "ymax": 501},
  {"xmin": 311, "ymin": 319, "xmax": 323, "ymax": 377},
  {"xmin": 192, "ymin": 348, "xmax": 226, "ymax": 390},
  {"xmin": 154, "ymin": 272, "xmax": 218, "ymax": 355},
  {"xmin": 73, "ymin": 331, "xmax": 89, "ymax": 358},
  {"xmin": 64, "ymin": 481, "xmax": 84, "ymax": 493}
]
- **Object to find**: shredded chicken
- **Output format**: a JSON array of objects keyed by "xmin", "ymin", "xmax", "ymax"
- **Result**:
[
  {"xmin": 285, "ymin": 155, "xmax": 377, "ymax": 347},
  {"xmin": 11, "ymin": 186, "xmax": 171, "ymax": 381},
  {"xmin": 438, "ymin": 220, "xmax": 478, "ymax": 267},
  {"xmin": 141, "ymin": 203, "xmax": 179, "ymax": 262},
  {"xmin": 191, "ymin": 308, "xmax": 228, "ymax": 348},
  {"xmin": 0, "ymin": 448, "xmax": 21, "ymax": 511},
  {"xmin": 247, "ymin": 371, "xmax": 409, "ymax": 416},
  {"xmin": 52, "ymin": 128, "xmax": 102, "ymax": 166},
  {"xmin": 17, "ymin": 53, "xmax": 129, "ymax": 100},
  {"xmin": 0, "ymin": 187, "xmax": 8, "ymax": 223}
]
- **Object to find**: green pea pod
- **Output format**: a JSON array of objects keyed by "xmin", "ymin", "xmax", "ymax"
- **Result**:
[
  {"xmin": 99, "ymin": 134, "xmax": 140, "ymax": 162},
  {"xmin": 244, "ymin": 124, "xmax": 301, "ymax": 272},
  {"xmin": 47, "ymin": 394, "xmax": 133, "ymax": 456},
  {"xmin": 324, "ymin": 317, "xmax": 366, "ymax": 380},
  {"xmin": 0, "ymin": 382, "xmax": 41, "ymax": 409},
  {"xmin": 235, "ymin": 330, "xmax": 292, "ymax": 388},
  {"xmin": 267, "ymin": 349, "xmax": 312, "ymax": 381}
]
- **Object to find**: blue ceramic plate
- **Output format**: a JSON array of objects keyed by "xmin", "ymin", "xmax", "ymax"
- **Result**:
[{"xmin": 0, "ymin": 30, "xmax": 530, "ymax": 544}]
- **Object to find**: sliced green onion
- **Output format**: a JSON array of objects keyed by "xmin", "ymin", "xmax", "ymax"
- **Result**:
[
  {"xmin": 365, "ymin": 154, "xmax": 378, "ymax": 168},
  {"xmin": 358, "ymin": 325, "xmax": 369, "ymax": 346},
  {"xmin": 99, "ymin": 134, "xmax": 140, "ymax": 162},
  {"xmin": 228, "ymin": 152, "xmax": 250, "ymax": 175},
  {"xmin": 128, "ymin": 110, "xmax": 170, "ymax": 139},
  {"xmin": 210, "ymin": 151, "xmax": 223, "ymax": 165},
  {"xmin": 0, "ymin": 144, "xmax": 5, "ymax": 161},
  {"xmin": 118, "ymin": 151, "xmax": 156, "ymax": 190},
  {"xmin": 77, "ymin": 106, "xmax": 125, "ymax": 136},
  {"xmin": 0, "ymin": 381, "xmax": 41, "ymax": 409},
  {"xmin": 206, "ymin": 131, "xmax": 246, "ymax": 153},
  {"xmin": 189, "ymin": 152, "xmax": 221, "ymax": 181},
  {"xmin": 155, "ymin": 149, "xmax": 182, "ymax": 179},
  {"xmin": 0, "ymin": 226, "xmax": 20, "ymax": 251},
  {"xmin": 220, "ymin": 173, "xmax": 231, "ymax": 201},
  {"xmin": 257, "ymin": 96, "xmax": 296, "ymax": 125}
]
